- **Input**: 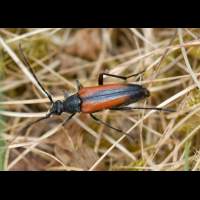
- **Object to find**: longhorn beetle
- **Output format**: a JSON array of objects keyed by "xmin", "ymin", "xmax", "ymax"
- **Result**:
[{"xmin": 19, "ymin": 45, "xmax": 175, "ymax": 138}]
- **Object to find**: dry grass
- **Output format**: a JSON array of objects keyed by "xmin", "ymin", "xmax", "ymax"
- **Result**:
[{"xmin": 1, "ymin": 28, "xmax": 200, "ymax": 171}]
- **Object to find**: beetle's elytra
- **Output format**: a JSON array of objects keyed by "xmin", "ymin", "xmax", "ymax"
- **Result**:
[{"xmin": 78, "ymin": 84, "xmax": 150, "ymax": 113}]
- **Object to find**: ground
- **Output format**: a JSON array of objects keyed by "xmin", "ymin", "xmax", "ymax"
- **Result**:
[{"xmin": 0, "ymin": 28, "xmax": 200, "ymax": 171}]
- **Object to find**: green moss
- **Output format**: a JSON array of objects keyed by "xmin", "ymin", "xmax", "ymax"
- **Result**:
[
  {"xmin": 23, "ymin": 37, "xmax": 52, "ymax": 59},
  {"xmin": 188, "ymin": 89, "xmax": 200, "ymax": 107},
  {"xmin": 178, "ymin": 116, "xmax": 200, "ymax": 135},
  {"xmin": 113, "ymin": 159, "xmax": 145, "ymax": 171},
  {"xmin": 188, "ymin": 47, "xmax": 200, "ymax": 60},
  {"xmin": 128, "ymin": 159, "xmax": 145, "ymax": 171}
]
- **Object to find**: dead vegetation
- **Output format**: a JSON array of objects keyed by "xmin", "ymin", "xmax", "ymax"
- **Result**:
[{"xmin": 1, "ymin": 28, "xmax": 200, "ymax": 171}]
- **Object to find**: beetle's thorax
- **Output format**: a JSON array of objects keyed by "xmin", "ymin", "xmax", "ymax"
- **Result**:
[{"xmin": 63, "ymin": 94, "xmax": 81, "ymax": 113}]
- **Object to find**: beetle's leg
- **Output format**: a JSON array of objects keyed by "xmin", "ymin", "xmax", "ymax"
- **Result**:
[
  {"xmin": 98, "ymin": 70, "xmax": 145, "ymax": 85},
  {"xmin": 76, "ymin": 80, "xmax": 83, "ymax": 91},
  {"xmin": 110, "ymin": 106, "xmax": 175, "ymax": 112},
  {"xmin": 90, "ymin": 114, "xmax": 134, "ymax": 141},
  {"xmin": 62, "ymin": 113, "xmax": 76, "ymax": 126}
]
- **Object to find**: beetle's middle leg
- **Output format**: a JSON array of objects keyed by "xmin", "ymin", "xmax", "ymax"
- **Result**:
[{"xmin": 98, "ymin": 70, "xmax": 145, "ymax": 85}]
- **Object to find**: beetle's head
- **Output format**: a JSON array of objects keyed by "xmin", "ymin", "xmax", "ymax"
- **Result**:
[{"xmin": 49, "ymin": 100, "xmax": 64, "ymax": 115}]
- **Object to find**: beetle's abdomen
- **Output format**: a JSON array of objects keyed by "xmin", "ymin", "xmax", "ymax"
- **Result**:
[{"xmin": 79, "ymin": 84, "xmax": 150, "ymax": 113}]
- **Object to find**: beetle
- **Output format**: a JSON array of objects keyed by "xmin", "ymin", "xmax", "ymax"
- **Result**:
[{"xmin": 19, "ymin": 45, "xmax": 174, "ymax": 137}]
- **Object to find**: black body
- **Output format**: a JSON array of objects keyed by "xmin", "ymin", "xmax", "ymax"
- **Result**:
[{"xmin": 63, "ymin": 94, "xmax": 81, "ymax": 113}]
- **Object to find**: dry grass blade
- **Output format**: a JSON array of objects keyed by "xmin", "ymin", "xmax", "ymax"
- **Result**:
[
  {"xmin": 0, "ymin": 37, "xmax": 48, "ymax": 97},
  {"xmin": 7, "ymin": 121, "xmax": 66, "ymax": 170},
  {"xmin": 178, "ymin": 28, "xmax": 200, "ymax": 90},
  {"xmin": 6, "ymin": 28, "xmax": 54, "ymax": 43}
]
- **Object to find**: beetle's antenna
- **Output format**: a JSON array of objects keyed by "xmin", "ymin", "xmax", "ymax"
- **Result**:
[
  {"xmin": 22, "ymin": 112, "xmax": 53, "ymax": 132},
  {"xmin": 19, "ymin": 44, "xmax": 54, "ymax": 104}
]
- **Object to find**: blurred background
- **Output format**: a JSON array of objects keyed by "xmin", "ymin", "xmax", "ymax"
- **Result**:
[{"xmin": 0, "ymin": 28, "xmax": 200, "ymax": 171}]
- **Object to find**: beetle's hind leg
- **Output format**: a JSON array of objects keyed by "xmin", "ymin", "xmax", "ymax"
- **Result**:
[
  {"xmin": 90, "ymin": 114, "xmax": 134, "ymax": 141},
  {"xmin": 110, "ymin": 106, "xmax": 175, "ymax": 113},
  {"xmin": 98, "ymin": 70, "xmax": 145, "ymax": 85}
]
